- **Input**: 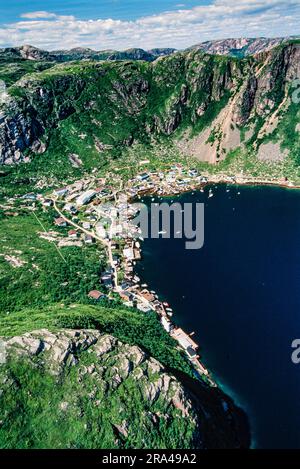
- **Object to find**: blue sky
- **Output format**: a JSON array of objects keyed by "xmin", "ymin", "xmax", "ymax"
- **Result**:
[
  {"xmin": 0, "ymin": 1, "xmax": 208, "ymax": 23},
  {"xmin": 1, "ymin": 1, "xmax": 300, "ymax": 50}
]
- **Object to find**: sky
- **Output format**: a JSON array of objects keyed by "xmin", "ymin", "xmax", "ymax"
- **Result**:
[{"xmin": 1, "ymin": 1, "xmax": 300, "ymax": 51}]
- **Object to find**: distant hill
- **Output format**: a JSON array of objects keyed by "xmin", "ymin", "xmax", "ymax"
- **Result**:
[
  {"xmin": 0, "ymin": 44, "xmax": 176, "ymax": 63},
  {"xmin": 2, "ymin": 38, "xmax": 299, "ymax": 64},
  {"xmin": 188, "ymin": 37, "xmax": 300, "ymax": 57}
]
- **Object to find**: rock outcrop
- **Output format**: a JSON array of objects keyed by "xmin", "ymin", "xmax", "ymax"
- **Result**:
[
  {"xmin": 189, "ymin": 37, "xmax": 299, "ymax": 57},
  {"xmin": 0, "ymin": 328, "xmax": 250, "ymax": 449}
]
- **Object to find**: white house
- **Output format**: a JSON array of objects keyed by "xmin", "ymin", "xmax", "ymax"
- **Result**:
[{"xmin": 76, "ymin": 190, "xmax": 96, "ymax": 207}]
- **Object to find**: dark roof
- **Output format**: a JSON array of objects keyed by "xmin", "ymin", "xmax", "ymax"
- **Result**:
[{"xmin": 186, "ymin": 346, "xmax": 197, "ymax": 358}]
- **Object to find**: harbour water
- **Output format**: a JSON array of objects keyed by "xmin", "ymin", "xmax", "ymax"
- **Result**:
[{"xmin": 136, "ymin": 184, "xmax": 300, "ymax": 448}]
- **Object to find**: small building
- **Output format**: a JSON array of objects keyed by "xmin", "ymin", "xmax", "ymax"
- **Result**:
[
  {"xmin": 188, "ymin": 168, "xmax": 198, "ymax": 177},
  {"xmin": 137, "ymin": 303, "xmax": 152, "ymax": 313},
  {"xmin": 42, "ymin": 199, "xmax": 53, "ymax": 207},
  {"xmin": 161, "ymin": 316, "xmax": 172, "ymax": 333},
  {"xmin": 140, "ymin": 290, "xmax": 155, "ymax": 302},
  {"xmin": 84, "ymin": 234, "xmax": 94, "ymax": 244},
  {"xmin": 64, "ymin": 203, "xmax": 77, "ymax": 214},
  {"xmin": 137, "ymin": 172, "xmax": 150, "ymax": 181},
  {"xmin": 186, "ymin": 346, "xmax": 198, "ymax": 358},
  {"xmin": 123, "ymin": 247, "xmax": 134, "ymax": 260},
  {"xmin": 112, "ymin": 255, "xmax": 119, "ymax": 266},
  {"xmin": 119, "ymin": 291, "xmax": 133, "ymax": 302},
  {"xmin": 88, "ymin": 290, "xmax": 105, "ymax": 301},
  {"xmin": 54, "ymin": 188, "xmax": 69, "ymax": 198},
  {"xmin": 95, "ymin": 223, "xmax": 107, "ymax": 239},
  {"xmin": 101, "ymin": 272, "xmax": 114, "ymax": 289},
  {"xmin": 54, "ymin": 217, "xmax": 67, "ymax": 227},
  {"xmin": 22, "ymin": 193, "xmax": 37, "ymax": 201},
  {"xmin": 82, "ymin": 221, "xmax": 91, "ymax": 230},
  {"xmin": 172, "ymin": 327, "xmax": 198, "ymax": 351},
  {"xmin": 68, "ymin": 230, "xmax": 77, "ymax": 239},
  {"xmin": 76, "ymin": 190, "xmax": 97, "ymax": 207}
]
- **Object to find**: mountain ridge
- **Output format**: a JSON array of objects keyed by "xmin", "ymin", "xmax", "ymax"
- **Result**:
[
  {"xmin": 0, "ymin": 41, "xmax": 299, "ymax": 180},
  {"xmin": 0, "ymin": 44, "xmax": 176, "ymax": 63},
  {"xmin": 1, "ymin": 37, "xmax": 299, "ymax": 64},
  {"xmin": 189, "ymin": 36, "xmax": 300, "ymax": 57}
]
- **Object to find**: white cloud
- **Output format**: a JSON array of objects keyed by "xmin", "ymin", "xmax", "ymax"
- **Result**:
[
  {"xmin": 1, "ymin": 1, "xmax": 300, "ymax": 51},
  {"xmin": 20, "ymin": 11, "xmax": 57, "ymax": 20}
]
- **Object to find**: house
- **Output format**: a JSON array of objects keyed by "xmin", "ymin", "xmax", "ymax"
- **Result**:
[
  {"xmin": 54, "ymin": 217, "xmax": 67, "ymax": 227},
  {"xmin": 161, "ymin": 316, "xmax": 172, "ymax": 333},
  {"xmin": 95, "ymin": 223, "xmax": 107, "ymax": 239},
  {"xmin": 137, "ymin": 172, "xmax": 150, "ymax": 181},
  {"xmin": 137, "ymin": 303, "xmax": 152, "ymax": 313},
  {"xmin": 186, "ymin": 346, "xmax": 198, "ymax": 358},
  {"xmin": 88, "ymin": 290, "xmax": 105, "ymax": 301},
  {"xmin": 140, "ymin": 290, "xmax": 155, "ymax": 302},
  {"xmin": 22, "ymin": 193, "xmax": 37, "ymax": 201},
  {"xmin": 54, "ymin": 188, "xmax": 69, "ymax": 198},
  {"xmin": 171, "ymin": 328, "xmax": 198, "ymax": 351},
  {"xmin": 101, "ymin": 272, "xmax": 114, "ymax": 289},
  {"xmin": 112, "ymin": 255, "xmax": 119, "ymax": 266},
  {"xmin": 188, "ymin": 168, "xmax": 198, "ymax": 177},
  {"xmin": 123, "ymin": 247, "xmax": 134, "ymax": 260},
  {"xmin": 42, "ymin": 199, "xmax": 53, "ymax": 207},
  {"xmin": 84, "ymin": 234, "xmax": 94, "ymax": 244},
  {"xmin": 68, "ymin": 230, "xmax": 77, "ymax": 239},
  {"xmin": 76, "ymin": 190, "xmax": 97, "ymax": 207},
  {"xmin": 64, "ymin": 203, "xmax": 77, "ymax": 214},
  {"xmin": 82, "ymin": 221, "xmax": 91, "ymax": 230},
  {"xmin": 119, "ymin": 291, "xmax": 133, "ymax": 302}
]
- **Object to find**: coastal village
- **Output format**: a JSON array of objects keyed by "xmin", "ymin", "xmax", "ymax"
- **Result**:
[{"xmin": 15, "ymin": 164, "xmax": 297, "ymax": 384}]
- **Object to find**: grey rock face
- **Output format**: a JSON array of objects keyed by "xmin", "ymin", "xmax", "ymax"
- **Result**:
[
  {"xmin": 0, "ymin": 328, "xmax": 250, "ymax": 448},
  {"xmin": 1, "ymin": 43, "xmax": 297, "ymax": 165}
]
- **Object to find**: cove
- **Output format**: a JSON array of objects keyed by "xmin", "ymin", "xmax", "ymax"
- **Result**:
[{"xmin": 136, "ymin": 184, "xmax": 300, "ymax": 448}]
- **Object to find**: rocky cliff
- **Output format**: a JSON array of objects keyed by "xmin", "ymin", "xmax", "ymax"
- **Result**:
[
  {"xmin": 0, "ymin": 328, "xmax": 250, "ymax": 449},
  {"xmin": 0, "ymin": 42, "xmax": 299, "ymax": 169},
  {"xmin": 189, "ymin": 37, "xmax": 300, "ymax": 57}
]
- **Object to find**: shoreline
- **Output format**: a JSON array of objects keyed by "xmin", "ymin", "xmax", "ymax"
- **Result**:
[
  {"xmin": 35, "ymin": 166, "xmax": 300, "ymax": 448},
  {"xmin": 126, "ymin": 174, "xmax": 300, "ymax": 446},
  {"xmin": 47, "ymin": 167, "xmax": 300, "ymax": 388}
]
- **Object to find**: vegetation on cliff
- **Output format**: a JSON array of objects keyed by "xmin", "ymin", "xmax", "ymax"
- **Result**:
[
  {"xmin": 0, "ymin": 328, "xmax": 250, "ymax": 449},
  {"xmin": 0, "ymin": 42, "xmax": 300, "ymax": 193}
]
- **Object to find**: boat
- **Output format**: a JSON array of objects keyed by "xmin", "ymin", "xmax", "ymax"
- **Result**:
[{"xmin": 208, "ymin": 189, "xmax": 214, "ymax": 198}]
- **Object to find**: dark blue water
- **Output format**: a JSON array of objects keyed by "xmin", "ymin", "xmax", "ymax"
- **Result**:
[{"xmin": 136, "ymin": 184, "xmax": 300, "ymax": 448}]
